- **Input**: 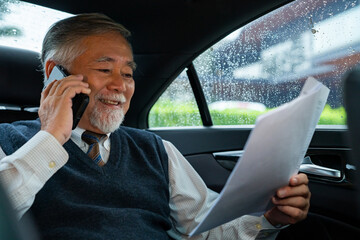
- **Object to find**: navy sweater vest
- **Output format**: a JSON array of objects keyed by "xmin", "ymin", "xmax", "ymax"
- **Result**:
[{"xmin": 0, "ymin": 119, "xmax": 171, "ymax": 239}]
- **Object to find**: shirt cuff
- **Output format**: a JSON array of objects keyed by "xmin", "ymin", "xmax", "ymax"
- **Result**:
[
  {"xmin": 261, "ymin": 215, "xmax": 289, "ymax": 230},
  {"xmin": 12, "ymin": 130, "xmax": 69, "ymax": 183},
  {"xmin": 250, "ymin": 215, "xmax": 284, "ymax": 239}
]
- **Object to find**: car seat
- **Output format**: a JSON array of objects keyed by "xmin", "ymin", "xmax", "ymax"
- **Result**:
[{"xmin": 0, "ymin": 46, "xmax": 42, "ymax": 123}]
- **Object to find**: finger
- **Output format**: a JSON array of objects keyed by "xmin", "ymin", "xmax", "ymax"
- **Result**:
[
  {"xmin": 62, "ymin": 85, "xmax": 91, "ymax": 100},
  {"xmin": 41, "ymin": 79, "xmax": 58, "ymax": 104},
  {"xmin": 290, "ymin": 173, "xmax": 309, "ymax": 186},
  {"xmin": 42, "ymin": 77, "xmax": 55, "ymax": 92},
  {"xmin": 48, "ymin": 79, "xmax": 62, "ymax": 96},
  {"xmin": 273, "ymin": 195, "xmax": 310, "ymax": 209},
  {"xmin": 277, "ymin": 184, "xmax": 310, "ymax": 199},
  {"xmin": 42, "ymin": 78, "xmax": 58, "ymax": 95}
]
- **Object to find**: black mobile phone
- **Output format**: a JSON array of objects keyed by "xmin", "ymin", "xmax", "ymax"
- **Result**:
[{"xmin": 44, "ymin": 65, "xmax": 89, "ymax": 129}]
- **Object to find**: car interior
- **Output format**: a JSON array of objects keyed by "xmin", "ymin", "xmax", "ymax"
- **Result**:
[
  {"xmin": 1, "ymin": 0, "xmax": 360, "ymax": 239},
  {"xmin": 344, "ymin": 66, "xmax": 360, "ymax": 216}
]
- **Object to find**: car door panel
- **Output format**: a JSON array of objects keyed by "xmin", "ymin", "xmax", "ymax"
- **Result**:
[{"xmin": 151, "ymin": 127, "xmax": 360, "ymax": 237}]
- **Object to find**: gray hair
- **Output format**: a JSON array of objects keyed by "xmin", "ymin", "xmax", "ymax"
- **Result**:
[{"xmin": 40, "ymin": 13, "xmax": 132, "ymax": 81}]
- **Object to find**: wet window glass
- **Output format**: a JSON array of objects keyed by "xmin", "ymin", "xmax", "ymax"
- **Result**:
[
  {"xmin": 148, "ymin": 70, "xmax": 202, "ymax": 127},
  {"xmin": 194, "ymin": 0, "xmax": 358, "ymax": 126}
]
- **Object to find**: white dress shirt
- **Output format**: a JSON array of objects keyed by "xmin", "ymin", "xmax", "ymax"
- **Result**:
[{"xmin": 0, "ymin": 129, "xmax": 280, "ymax": 239}]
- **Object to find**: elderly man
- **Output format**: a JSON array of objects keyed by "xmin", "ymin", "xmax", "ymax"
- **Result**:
[{"xmin": 0, "ymin": 13, "xmax": 310, "ymax": 240}]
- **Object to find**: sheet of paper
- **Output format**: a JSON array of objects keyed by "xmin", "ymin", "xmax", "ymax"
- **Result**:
[{"xmin": 190, "ymin": 77, "xmax": 330, "ymax": 236}]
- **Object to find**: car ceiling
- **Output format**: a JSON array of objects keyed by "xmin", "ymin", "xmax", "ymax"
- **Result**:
[{"xmin": 18, "ymin": 0, "xmax": 292, "ymax": 127}]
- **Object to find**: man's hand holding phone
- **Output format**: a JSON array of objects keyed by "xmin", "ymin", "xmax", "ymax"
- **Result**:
[{"xmin": 39, "ymin": 66, "xmax": 91, "ymax": 145}]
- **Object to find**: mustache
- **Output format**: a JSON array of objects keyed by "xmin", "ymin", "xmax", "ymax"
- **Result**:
[{"xmin": 95, "ymin": 93, "xmax": 126, "ymax": 103}]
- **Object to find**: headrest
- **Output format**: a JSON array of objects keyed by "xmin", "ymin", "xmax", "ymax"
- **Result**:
[{"xmin": 0, "ymin": 46, "xmax": 43, "ymax": 108}]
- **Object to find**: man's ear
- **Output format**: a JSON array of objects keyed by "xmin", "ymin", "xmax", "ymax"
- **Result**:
[{"xmin": 45, "ymin": 61, "xmax": 57, "ymax": 79}]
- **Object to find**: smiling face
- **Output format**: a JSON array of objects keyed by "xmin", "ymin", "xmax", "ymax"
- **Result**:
[{"xmin": 69, "ymin": 32, "xmax": 135, "ymax": 134}]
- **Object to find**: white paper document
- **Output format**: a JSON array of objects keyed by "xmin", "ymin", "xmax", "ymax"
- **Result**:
[{"xmin": 190, "ymin": 77, "xmax": 330, "ymax": 236}]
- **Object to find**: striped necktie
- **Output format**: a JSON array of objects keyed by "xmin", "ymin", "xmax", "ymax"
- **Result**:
[{"xmin": 81, "ymin": 130, "xmax": 108, "ymax": 166}]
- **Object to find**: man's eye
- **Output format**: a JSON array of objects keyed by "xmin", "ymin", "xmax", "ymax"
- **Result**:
[
  {"xmin": 98, "ymin": 69, "xmax": 110, "ymax": 73},
  {"xmin": 122, "ymin": 73, "xmax": 133, "ymax": 78}
]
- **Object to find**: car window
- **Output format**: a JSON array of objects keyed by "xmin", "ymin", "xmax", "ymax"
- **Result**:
[
  {"xmin": 148, "ymin": 70, "xmax": 202, "ymax": 127},
  {"xmin": 0, "ymin": 0, "xmax": 72, "ymax": 52},
  {"xmin": 149, "ymin": 0, "xmax": 359, "ymax": 128}
]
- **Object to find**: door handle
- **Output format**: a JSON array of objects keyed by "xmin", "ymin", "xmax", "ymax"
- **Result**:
[
  {"xmin": 300, "ymin": 156, "xmax": 341, "ymax": 178},
  {"xmin": 214, "ymin": 151, "xmax": 342, "ymax": 179}
]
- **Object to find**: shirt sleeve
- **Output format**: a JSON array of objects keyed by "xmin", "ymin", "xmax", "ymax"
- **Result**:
[
  {"xmin": 163, "ymin": 140, "xmax": 281, "ymax": 240},
  {"xmin": 0, "ymin": 131, "xmax": 68, "ymax": 218}
]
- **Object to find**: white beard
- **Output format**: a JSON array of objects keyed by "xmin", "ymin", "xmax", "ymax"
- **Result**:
[{"xmin": 89, "ymin": 93, "xmax": 126, "ymax": 133}]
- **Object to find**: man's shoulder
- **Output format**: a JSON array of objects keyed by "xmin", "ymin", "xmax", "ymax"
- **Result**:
[
  {"xmin": 0, "ymin": 118, "xmax": 41, "ymax": 133},
  {"xmin": 0, "ymin": 119, "xmax": 41, "ymax": 154}
]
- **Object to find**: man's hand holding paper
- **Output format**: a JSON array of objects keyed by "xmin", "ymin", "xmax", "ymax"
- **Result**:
[
  {"xmin": 265, "ymin": 173, "xmax": 311, "ymax": 226},
  {"xmin": 190, "ymin": 77, "xmax": 329, "ymax": 236}
]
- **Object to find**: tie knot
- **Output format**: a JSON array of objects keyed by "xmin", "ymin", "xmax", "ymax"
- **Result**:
[{"xmin": 81, "ymin": 130, "xmax": 108, "ymax": 145}]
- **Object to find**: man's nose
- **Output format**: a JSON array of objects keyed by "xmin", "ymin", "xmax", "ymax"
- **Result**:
[{"xmin": 108, "ymin": 73, "xmax": 126, "ymax": 92}]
